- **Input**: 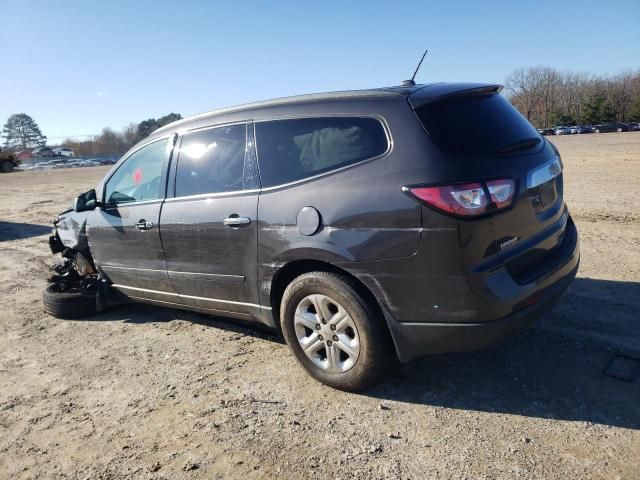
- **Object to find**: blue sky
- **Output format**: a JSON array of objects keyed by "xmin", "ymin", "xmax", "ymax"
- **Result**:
[{"xmin": 1, "ymin": 0, "xmax": 638, "ymax": 142}]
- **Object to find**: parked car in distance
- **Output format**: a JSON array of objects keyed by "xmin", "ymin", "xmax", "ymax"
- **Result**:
[
  {"xmin": 554, "ymin": 126, "xmax": 571, "ymax": 135},
  {"xmin": 78, "ymin": 159, "xmax": 102, "ymax": 167},
  {"xmin": 44, "ymin": 82, "xmax": 579, "ymax": 391},
  {"xmin": 627, "ymin": 122, "xmax": 640, "ymax": 131},
  {"xmin": 96, "ymin": 156, "xmax": 119, "ymax": 165},
  {"xmin": 29, "ymin": 158, "xmax": 68, "ymax": 170},
  {"xmin": 53, "ymin": 147, "xmax": 75, "ymax": 157},
  {"xmin": 592, "ymin": 122, "xmax": 630, "ymax": 133},
  {"xmin": 537, "ymin": 128, "xmax": 555, "ymax": 136},
  {"xmin": 31, "ymin": 146, "xmax": 55, "ymax": 157},
  {"xmin": 570, "ymin": 125, "xmax": 592, "ymax": 134}
]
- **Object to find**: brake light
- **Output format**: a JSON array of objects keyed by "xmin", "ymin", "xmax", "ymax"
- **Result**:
[
  {"xmin": 486, "ymin": 179, "xmax": 515, "ymax": 208},
  {"xmin": 404, "ymin": 179, "xmax": 515, "ymax": 217}
]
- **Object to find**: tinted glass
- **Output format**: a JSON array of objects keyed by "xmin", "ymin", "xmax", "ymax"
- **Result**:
[
  {"xmin": 415, "ymin": 94, "xmax": 541, "ymax": 156},
  {"xmin": 175, "ymin": 124, "xmax": 247, "ymax": 197},
  {"xmin": 255, "ymin": 117, "xmax": 388, "ymax": 187},
  {"xmin": 105, "ymin": 138, "xmax": 168, "ymax": 204}
]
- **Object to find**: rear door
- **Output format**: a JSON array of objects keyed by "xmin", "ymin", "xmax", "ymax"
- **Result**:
[
  {"xmin": 159, "ymin": 122, "xmax": 262, "ymax": 320},
  {"xmin": 89, "ymin": 137, "xmax": 175, "ymax": 298}
]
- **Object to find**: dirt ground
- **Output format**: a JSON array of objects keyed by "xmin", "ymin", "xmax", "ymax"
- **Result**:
[{"xmin": 1, "ymin": 133, "xmax": 639, "ymax": 479}]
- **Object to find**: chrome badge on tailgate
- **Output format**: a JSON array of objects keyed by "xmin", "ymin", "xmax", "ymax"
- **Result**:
[{"xmin": 527, "ymin": 156, "xmax": 563, "ymax": 189}]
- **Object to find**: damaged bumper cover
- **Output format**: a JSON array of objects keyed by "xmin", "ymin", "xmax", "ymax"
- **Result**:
[{"xmin": 49, "ymin": 231, "xmax": 65, "ymax": 254}]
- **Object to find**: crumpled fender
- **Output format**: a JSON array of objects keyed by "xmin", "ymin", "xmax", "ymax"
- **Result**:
[{"xmin": 53, "ymin": 208, "xmax": 91, "ymax": 253}]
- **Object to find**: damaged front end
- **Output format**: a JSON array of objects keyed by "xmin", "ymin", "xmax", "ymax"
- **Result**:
[
  {"xmin": 47, "ymin": 206, "xmax": 129, "ymax": 317},
  {"xmin": 48, "ymin": 209, "xmax": 100, "ymax": 299}
]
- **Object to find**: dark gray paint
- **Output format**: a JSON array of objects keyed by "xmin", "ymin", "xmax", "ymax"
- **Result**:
[
  {"xmin": 296, "ymin": 207, "xmax": 321, "ymax": 236},
  {"xmin": 52, "ymin": 83, "xmax": 579, "ymax": 361}
]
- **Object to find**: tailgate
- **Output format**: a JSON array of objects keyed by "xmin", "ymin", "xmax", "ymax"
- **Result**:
[
  {"xmin": 410, "ymin": 87, "xmax": 570, "ymax": 280},
  {"xmin": 494, "ymin": 156, "xmax": 568, "ymax": 284}
]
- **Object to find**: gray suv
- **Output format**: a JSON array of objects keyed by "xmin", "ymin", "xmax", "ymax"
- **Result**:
[{"xmin": 45, "ymin": 83, "xmax": 579, "ymax": 391}]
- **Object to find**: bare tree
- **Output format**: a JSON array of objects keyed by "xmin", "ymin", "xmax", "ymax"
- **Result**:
[
  {"xmin": 505, "ymin": 68, "xmax": 538, "ymax": 121},
  {"xmin": 608, "ymin": 71, "xmax": 635, "ymax": 121},
  {"xmin": 504, "ymin": 67, "xmax": 640, "ymax": 127}
]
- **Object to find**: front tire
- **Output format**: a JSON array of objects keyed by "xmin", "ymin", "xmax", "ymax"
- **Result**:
[
  {"xmin": 43, "ymin": 283, "xmax": 97, "ymax": 319},
  {"xmin": 280, "ymin": 272, "xmax": 391, "ymax": 391},
  {"xmin": 1, "ymin": 161, "xmax": 14, "ymax": 173}
]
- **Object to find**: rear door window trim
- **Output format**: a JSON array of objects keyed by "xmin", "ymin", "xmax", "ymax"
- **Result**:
[
  {"xmin": 253, "ymin": 114, "xmax": 392, "ymax": 191},
  {"xmin": 168, "ymin": 121, "xmax": 253, "ymax": 199}
]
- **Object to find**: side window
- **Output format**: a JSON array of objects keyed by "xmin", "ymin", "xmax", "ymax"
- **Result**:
[
  {"xmin": 175, "ymin": 124, "xmax": 247, "ymax": 197},
  {"xmin": 254, "ymin": 117, "xmax": 388, "ymax": 187},
  {"xmin": 105, "ymin": 138, "xmax": 169, "ymax": 204}
]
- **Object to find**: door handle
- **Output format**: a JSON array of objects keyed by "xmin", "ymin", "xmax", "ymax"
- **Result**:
[
  {"xmin": 224, "ymin": 215, "xmax": 251, "ymax": 226},
  {"xmin": 135, "ymin": 220, "xmax": 154, "ymax": 231}
]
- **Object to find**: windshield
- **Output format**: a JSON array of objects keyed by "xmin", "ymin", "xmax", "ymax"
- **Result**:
[{"xmin": 415, "ymin": 93, "xmax": 541, "ymax": 156}]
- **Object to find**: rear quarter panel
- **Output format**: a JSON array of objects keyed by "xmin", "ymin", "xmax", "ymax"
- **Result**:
[{"xmin": 253, "ymin": 98, "xmax": 430, "ymax": 307}]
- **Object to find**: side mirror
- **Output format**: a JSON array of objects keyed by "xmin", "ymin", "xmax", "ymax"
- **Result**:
[{"xmin": 74, "ymin": 189, "xmax": 98, "ymax": 212}]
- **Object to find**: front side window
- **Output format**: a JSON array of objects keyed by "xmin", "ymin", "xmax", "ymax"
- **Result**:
[
  {"xmin": 255, "ymin": 117, "xmax": 389, "ymax": 187},
  {"xmin": 175, "ymin": 124, "xmax": 247, "ymax": 197},
  {"xmin": 104, "ymin": 138, "xmax": 169, "ymax": 204}
]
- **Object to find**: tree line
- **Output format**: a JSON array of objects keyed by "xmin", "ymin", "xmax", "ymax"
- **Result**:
[
  {"xmin": 59, "ymin": 113, "xmax": 182, "ymax": 156},
  {"xmin": 4, "ymin": 67, "xmax": 639, "ymax": 155},
  {"xmin": 505, "ymin": 67, "xmax": 640, "ymax": 128},
  {"xmin": 1, "ymin": 113, "xmax": 182, "ymax": 156}
]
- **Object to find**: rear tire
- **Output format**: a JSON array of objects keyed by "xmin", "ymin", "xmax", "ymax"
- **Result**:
[
  {"xmin": 43, "ymin": 283, "xmax": 97, "ymax": 319},
  {"xmin": 280, "ymin": 271, "xmax": 391, "ymax": 391},
  {"xmin": 1, "ymin": 161, "xmax": 13, "ymax": 173}
]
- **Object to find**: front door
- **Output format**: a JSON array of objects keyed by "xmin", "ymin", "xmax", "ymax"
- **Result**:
[
  {"xmin": 160, "ymin": 123, "xmax": 262, "ymax": 320},
  {"xmin": 89, "ymin": 137, "xmax": 174, "ymax": 300}
]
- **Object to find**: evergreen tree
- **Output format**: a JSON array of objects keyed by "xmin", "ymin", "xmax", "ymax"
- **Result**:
[
  {"xmin": 135, "ymin": 113, "xmax": 182, "ymax": 142},
  {"xmin": 581, "ymin": 96, "xmax": 615, "ymax": 124},
  {"xmin": 2, "ymin": 114, "xmax": 47, "ymax": 150}
]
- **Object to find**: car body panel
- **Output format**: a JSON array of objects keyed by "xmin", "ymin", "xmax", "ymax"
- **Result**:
[
  {"xmin": 89, "ymin": 200, "xmax": 174, "ymax": 297},
  {"xmin": 50, "ymin": 82, "xmax": 580, "ymax": 362},
  {"xmin": 160, "ymin": 192, "xmax": 263, "ymax": 320}
]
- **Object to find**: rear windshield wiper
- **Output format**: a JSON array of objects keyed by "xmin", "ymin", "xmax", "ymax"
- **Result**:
[{"xmin": 499, "ymin": 137, "xmax": 541, "ymax": 154}]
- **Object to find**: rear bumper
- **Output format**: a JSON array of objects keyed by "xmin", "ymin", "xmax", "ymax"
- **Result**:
[{"xmin": 383, "ymin": 218, "xmax": 580, "ymax": 362}]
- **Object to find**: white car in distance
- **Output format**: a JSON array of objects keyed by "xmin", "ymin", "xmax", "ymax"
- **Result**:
[{"xmin": 52, "ymin": 148, "xmax": 75, "ymax": 157}]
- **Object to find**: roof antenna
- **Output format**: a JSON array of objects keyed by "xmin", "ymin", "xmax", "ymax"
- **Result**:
[{"xmin": 401, "ymin": 49, "xmax": 428, "ymax": 87}]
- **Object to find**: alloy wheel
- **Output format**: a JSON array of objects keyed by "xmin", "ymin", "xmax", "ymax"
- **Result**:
[{"xmin": 293, "ymin": 294, "xmax": 360, "ymax": 373}]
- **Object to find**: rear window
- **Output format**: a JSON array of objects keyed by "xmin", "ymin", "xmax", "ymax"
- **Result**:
[
  {"xmin": 415, "ymin": 93, "xmax": 541, "ymax": 156},
  {"xmin": 255, "ymin": 117, "xmax": 388, "ymax": 187}
]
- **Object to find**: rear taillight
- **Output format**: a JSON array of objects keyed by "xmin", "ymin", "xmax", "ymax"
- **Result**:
[
  {"xmin": 486, "ymin": 179, "xmax": 514, "ymax": 209},
  {"xmin": 404, "ymin": 179, "xmax": 515, "ymax": 218}
]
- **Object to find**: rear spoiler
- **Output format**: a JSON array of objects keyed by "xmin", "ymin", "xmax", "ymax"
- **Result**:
[{"xmin": 408, "ymin": 83, "xmax": 503, "ymax": 109}]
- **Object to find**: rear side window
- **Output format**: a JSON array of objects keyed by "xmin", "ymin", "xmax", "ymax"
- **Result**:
[
  {"xmin": 175, "ymin": 124, "xmax": 247, "ymax": 197},
  {"xmin": 255, "ymin": 117, "xmax": 388, "ymax": 187},
  {"xmin": 415, "ymin": 94, "xmax": 541, "ymax": 156}
]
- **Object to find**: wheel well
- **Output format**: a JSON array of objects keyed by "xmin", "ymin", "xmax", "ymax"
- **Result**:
[{"xmin": 270, "ymin": 259, "xmax": 386, "ymax": 333}]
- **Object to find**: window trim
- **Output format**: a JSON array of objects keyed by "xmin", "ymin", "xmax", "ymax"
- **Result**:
[
  {"xmin": 101, "ymin": 136, "xmax": 175, "ymax": 207},
  {"xmin": 253, "ymin": 114, "xmax": 393, "ymax": 191},
  {"xmin": 163, "ymin": 114, "xmax": 392, "ymax": 199},
  {"xmin": 169, "ymin": 121, "xmax": 250, "ymax": 200}
]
